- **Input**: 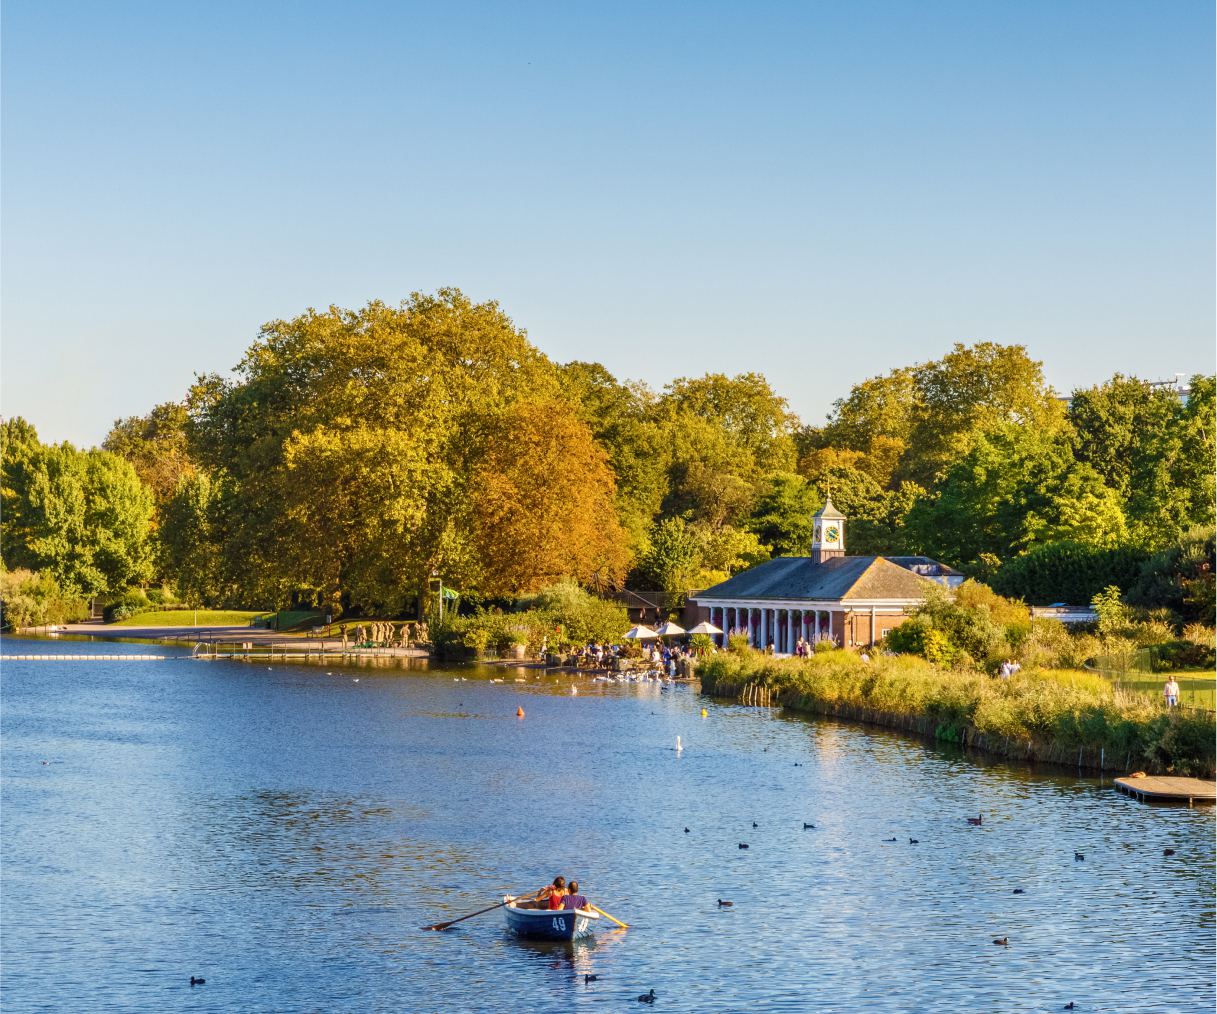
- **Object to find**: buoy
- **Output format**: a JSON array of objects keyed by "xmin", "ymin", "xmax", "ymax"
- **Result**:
[
  {"xmin": 516, "ymin": 706, "xmax": 525, "ymax": 718},
  {"xmin": 675, "ymin": 735, "xmax": 683, "ymax": 753},
  {"xmin": 700, "ymin": 708, "xmax": 708, "ymax": 718}
]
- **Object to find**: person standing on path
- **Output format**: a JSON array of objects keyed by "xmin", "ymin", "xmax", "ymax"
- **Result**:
[{"xmin": 1164, "ymin": 677, "xmax": 1181, "ymax": 708}]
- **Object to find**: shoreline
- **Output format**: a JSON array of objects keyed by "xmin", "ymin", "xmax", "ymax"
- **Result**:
[{"xmin": 698, "ymin": 655, "xmax": 1217, "ymax": 780}]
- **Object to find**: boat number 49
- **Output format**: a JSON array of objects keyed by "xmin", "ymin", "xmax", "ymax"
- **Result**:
[{"xmin": 552, "ymin": 918, "xmax": 563, "ymax": 931}]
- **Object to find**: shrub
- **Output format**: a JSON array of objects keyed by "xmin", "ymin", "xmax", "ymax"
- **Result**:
[
  {"xmin": 992, "ymin": 542, "xmax": 1148, "ymax": 606},
  {"xmin": 0, "ymin": 568, "xmax": 90, "ymax": 628}
]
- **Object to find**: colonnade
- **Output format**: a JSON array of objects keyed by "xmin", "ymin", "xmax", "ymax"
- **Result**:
[{"xmin": 704, "ymin": 604, "xmax": 839, "ymax": 653}]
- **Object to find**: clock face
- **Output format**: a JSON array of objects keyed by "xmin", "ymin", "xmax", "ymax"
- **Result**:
[{"xmin": 825, "ymin": 526, "xmax": 840, "ymax": 543}]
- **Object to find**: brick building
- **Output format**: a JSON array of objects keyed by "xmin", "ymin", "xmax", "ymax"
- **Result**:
[{"xmin": 692, "ymin": 499, "xmax": 961, "ymax": 651}]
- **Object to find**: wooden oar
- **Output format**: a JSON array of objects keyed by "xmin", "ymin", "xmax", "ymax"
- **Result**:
[
  {"xmin": 422, "ymin": 896, "xmax": 516, "ymax": 932},
  {"xmin": 589, "ymin": 903, "xmax": 629, "ymax": 929}
]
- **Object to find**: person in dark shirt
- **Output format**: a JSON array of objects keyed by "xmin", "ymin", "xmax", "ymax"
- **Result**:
[{"xmin": 559, "ymin": 881, "xmax": 589, "ymax": 911}]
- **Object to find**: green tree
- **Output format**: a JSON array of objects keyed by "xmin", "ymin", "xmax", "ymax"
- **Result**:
[
  {"xmin": 745, "ymin": 472, "xmax": 818, "ymax": 556},
  {"xmin": 1068, "ymin": 374, "xmax": 1216, "ymax": 549},
  {"xmin": 103, "ymin": 402, "xmax": 196, "ymax": 513},
  {"xmin": 991, "ymin": 541, "xmax": 1148, "ymax": 606},
  {"xmin": 906, "ymin": 423, "xmax": 1126, "ymax": 571},
  {"xmin": 1, "ymin": 424, "xmax": 154, "ymax": 595},
  {"xmin": 186, "ymin": 289, "xmax": 565, "ymax": 611}
]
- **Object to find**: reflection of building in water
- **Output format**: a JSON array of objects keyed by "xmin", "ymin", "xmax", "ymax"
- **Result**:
[{"xmin": 694, "ymin": 500, "xmax": 961, "ymax": 651}]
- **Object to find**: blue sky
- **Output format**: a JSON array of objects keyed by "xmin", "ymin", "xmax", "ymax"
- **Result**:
[{"xmin": 3, "ymin": 1, "xmax": 1213, "ymax": 446}]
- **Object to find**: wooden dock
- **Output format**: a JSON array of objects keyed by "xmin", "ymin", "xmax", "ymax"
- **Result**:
[{"xmin": 1114, "ymin": 775, "xmax": 1216, "ymax": 806}]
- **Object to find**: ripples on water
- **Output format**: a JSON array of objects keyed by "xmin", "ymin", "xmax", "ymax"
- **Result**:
[{"xmin": 1, "ymin": 637, "xmax": 1213, "ymax": 1012}]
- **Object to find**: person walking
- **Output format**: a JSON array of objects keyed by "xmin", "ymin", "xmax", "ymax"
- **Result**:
[{"xmin": 1164, "ymin": 677, "xmax": 1181, "ymax": 709}]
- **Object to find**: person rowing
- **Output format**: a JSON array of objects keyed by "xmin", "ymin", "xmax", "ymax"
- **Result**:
[
  {"xmin": 559, "ymin": 881, "xmax": 590, "ymax": 912},
  {"xmin": 519, "ymin": 876, "xmax": 566, "ymax": 910}
]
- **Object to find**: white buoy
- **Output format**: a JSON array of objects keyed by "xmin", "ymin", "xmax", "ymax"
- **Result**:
[{"xmin": 675, "ymin": 735, "xmax": 683, "ymax": 754}]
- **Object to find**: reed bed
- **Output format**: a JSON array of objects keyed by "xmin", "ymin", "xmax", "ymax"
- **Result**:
[{"xmin": 698, "ymin": 649, "xmax": 1215, "ymax": 777}]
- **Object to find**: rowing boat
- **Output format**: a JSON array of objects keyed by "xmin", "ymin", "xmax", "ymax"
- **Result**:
[{"xmin": 502, "ymin": 897, "xmax": 600, "ymax": 940}]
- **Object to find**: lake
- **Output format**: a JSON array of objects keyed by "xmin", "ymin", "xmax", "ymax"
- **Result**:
[{"xmin": 2, "ymin": 637, "xmax": 1213, "ymax": 1012}]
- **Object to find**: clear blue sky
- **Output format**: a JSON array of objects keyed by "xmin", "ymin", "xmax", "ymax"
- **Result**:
[{"xmin": 3, "ymin": 0, "xmax": 1213, "ymax": 447}]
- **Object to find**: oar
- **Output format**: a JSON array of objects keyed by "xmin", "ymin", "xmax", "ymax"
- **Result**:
[
  {"xmin": 589, "ymin": 903, "xmax": 629, "ymax": 929},
  {"xmin": 422, "ymin": 896, "xmax": 516, "ymax": 932}
]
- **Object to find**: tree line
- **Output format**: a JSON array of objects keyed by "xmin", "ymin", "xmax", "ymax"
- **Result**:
[{"xmin": 2, "ymin": 287, "xmax": 1213, "ymax": 619}]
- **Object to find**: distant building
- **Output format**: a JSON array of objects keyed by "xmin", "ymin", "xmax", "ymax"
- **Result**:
[{"xmin": 693, "ymin": 499, "xmax": 961, "ymax": 651}]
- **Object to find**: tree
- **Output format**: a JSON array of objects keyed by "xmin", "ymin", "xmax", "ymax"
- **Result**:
[
  {"xmin": 746, "ymin": 472, "xmax": 818, "ymax": 556},
  {"xmin": 557, "ymin": 361, "xmax": 666, "ymax": 551},
  {"xmin": 466, "ymin": 400, "xmax": 630, "ymax": 596},
  {"xmin": 902, "ymin": 342, "xmax": 1063, "ymax": 486},
  {"xmin": 991, "ymin": 542, "xmax": 1149, "ymax": 606},
  {"xmin": 1068, "ymin": 374, "xmax": 1215, "ymax": 549},
  {"xmin": 635, "ymin": 517, "xmax": 704, "ymax": 593},
  {"xmin": 905, "ymin": 423, "xmax": 1126, "ymax": 571},
  {"xmin": 103, "ymin": 402, "xmax": 196, "ymax": 513},
  {"xmin": 185, "ymin": 289, "xmax": 572, "ymax": 610},
  {"xmin": 1, "ymin": 422, "xmax": 155, "ymax": 595}
]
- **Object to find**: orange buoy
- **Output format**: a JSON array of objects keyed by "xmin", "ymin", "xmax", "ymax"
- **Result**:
[{"xmin": 516, "ymin": 706, "xmax": 525, "ymax": 718}]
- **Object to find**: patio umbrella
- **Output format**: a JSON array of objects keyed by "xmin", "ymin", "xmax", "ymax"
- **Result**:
[
  {"xmin": 687, "ymin": 621, "xmax": 723, "ymax": 636},
  {"xmin": 624, "ymin": 624, "xmax": 659, "ymax": 640},
  {"xmin": 655, "ymin": 621, "xmax": 686, "ymax": 637}
]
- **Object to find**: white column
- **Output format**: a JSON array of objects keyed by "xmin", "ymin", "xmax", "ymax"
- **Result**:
[
  {"xmin": 814, "ymin": 611, "xmax": 822, "ymax": 642},
  {"xmin": 760, "ymin": 608, "xmax": 768, "ymax": 649}
]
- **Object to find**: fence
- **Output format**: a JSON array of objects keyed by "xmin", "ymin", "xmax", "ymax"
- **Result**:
[{"xmin": 1086, "ymin": 645, "xmax": 1215, "ymax": 713}]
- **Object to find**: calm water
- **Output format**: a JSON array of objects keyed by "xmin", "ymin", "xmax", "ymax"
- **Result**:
[{"xmin": 2, "ymin": 637, "xmax": 1213, "ymax": 1013}]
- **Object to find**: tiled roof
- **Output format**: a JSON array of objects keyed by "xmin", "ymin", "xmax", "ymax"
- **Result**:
[{"xmin": 694, "ymin": 555, "xmax": 941, "ymax": 602}]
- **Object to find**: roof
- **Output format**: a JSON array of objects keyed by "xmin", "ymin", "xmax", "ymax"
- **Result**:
[
  {"xmin": 813, "ymin": 497, "xmax": 846, "ymax": 521},
  {"xmin": 694, "ymin": 555, "xmax": 942, "ymax": 603}
]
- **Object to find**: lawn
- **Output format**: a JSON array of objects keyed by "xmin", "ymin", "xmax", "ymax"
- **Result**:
[
  {"xmin": 1114, "ymin": 672, "xmax": 1216, "ymax": 712},
  {"xmin": 110, "ymin": 610, "xmax": 271, "ymax": 627}
]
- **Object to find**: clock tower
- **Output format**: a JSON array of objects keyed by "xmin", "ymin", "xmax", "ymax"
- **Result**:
[{"xmin": 811, "ymin": 498, "xmax": 846, "ymax": 564}]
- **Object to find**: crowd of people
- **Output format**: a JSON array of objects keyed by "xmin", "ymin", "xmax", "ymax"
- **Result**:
[{"xmin": 566, "ymin": 638, "xmax": 702, "ymax": 676}]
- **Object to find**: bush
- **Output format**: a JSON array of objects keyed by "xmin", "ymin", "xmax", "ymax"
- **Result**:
[
  {"xmin": 0, "ymin": 568, "xmax": 90, "ymax": 628},
  {"xmin": 992, "ymin": 542, "xmax": 1148, "ymax": 606},
  {"xmin": 102, "ymin": 588, "xmax": 151, "ymax": 622}
]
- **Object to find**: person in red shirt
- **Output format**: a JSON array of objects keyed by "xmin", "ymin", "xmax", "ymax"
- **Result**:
[{"xmin": 520, "ymin": 876, "xmax": 565, "ymax": 910}]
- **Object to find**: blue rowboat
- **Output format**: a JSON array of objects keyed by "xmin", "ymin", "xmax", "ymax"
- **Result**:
[{"xmin": 503, "ymin": 897, "xmax": 600, "ymax": 940}]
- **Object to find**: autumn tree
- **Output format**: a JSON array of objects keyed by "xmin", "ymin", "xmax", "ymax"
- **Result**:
[{"xmin": 466, "ymin": 400, "xmax": 630, "ymax": 596}]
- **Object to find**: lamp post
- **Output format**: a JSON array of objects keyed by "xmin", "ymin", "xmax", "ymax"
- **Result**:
[{"xmin": 428, "ymin": 569, "xmax": 444, "ymax": 622}]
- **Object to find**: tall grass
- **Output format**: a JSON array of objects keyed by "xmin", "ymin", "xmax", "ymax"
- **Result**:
[{"xmin": 698, "ymin": 649, "xmax": 1215, "ymax": 777}]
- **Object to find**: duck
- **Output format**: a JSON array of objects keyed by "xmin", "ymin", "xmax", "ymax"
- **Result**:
[
  {"xmin": 1163, "ymin": 848, "xmax": 1176, "ymax": 856},
  {"xmin": 992, "ymin": 937, "xmax": 1008, "ymax": 946},
  {"xmin": 793, "ymin": 761, "xmax": 802, "ymax": 767},
  {"xmin": 966, "ymin": 814, "xmax": 983, "ymax": 826},
  {"xmin": 1064, "ymin": 1004, "xmax": 1076, "ymax": 1011},
  {"xmin": 752, "ymin": 821, "xmax": 759, "ymax": 828},
  {"xmin": 637, "ymin": 990, "xmax": 657, "ymax": 1004},
  {"xmin": 884, "ymin": 837, "xmax": 898, "ymax": 843},
  {"xmin": 684, "ymin": 827, "xmax": 690, "ymax": 833},
  {"xmin": 738, "ymin": 843, "xmax": 749, "ymax": 849},
  {"xmin": 190, "ymin": 977, "xmax": 206, "ymax": 986},
  {"xmin": 584, "ymin": 974, "xmax": 599, "ymax": 983},
  {"xmin": 1074, "ymin": 852, "xmax": 1084, "ymax": 861},
  {"xmin": 1012, "ymin": 888, "xmax": 1025, "ymax": 894},
  {"xmin": 803, "ymin": 822, "xmax": 816, "ymax": 829},
  {"xmin": 909, "ymin": 838, "xmax": 920, "ymax": 844},
  {"xmin": 717, "ymin": 899, "xmax": 733, "ymax": 907}
]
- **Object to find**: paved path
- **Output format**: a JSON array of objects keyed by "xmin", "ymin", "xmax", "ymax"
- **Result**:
[{"xmin": 57, "ymin": 624, "xmax": 428, "ymax": 658}]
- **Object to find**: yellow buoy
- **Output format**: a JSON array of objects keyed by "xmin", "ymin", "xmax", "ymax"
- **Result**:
[{"xmin": 700, "ymin": 708, "xmax": 708, "ymax": 718}]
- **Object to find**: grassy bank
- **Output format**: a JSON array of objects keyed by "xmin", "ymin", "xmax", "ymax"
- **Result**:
[
  {"xmin": 698, "ymin": 649, "xmax": 1215, "ymax": 778},
  {"xmin": 109, "ymin": 610, "xmax": 269, "ymax": 627}
]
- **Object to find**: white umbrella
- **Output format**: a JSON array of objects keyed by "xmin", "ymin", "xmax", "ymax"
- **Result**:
[
  {"xmin": 655, "ymin": 621, "xmax": 686, "ymax": 637},
  {"xmin": 624, "ymin": 624, "xmax": 659, "ymax": 640},
  {"xmin": 687, "ymin": 621, "xmax": 723, "ymax": 636}
]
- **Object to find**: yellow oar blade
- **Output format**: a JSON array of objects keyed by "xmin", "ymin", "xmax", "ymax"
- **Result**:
[{"xmin": 590, "ymin": 903, "xmax": 629, "ymax": 929}]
